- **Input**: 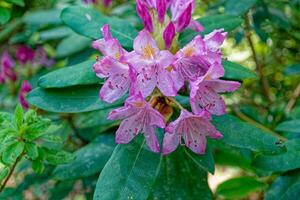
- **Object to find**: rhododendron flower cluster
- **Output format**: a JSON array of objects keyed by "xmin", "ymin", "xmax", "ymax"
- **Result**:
[{"xmin": 92, "ymin": 0, "xmax": 240, "ymax": 155}]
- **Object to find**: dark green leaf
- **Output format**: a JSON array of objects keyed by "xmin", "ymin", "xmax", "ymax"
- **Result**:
[
  {"xmin": 27, "ymin": 85, "xmax": 124, "ymax": 113},
  {"xmin": 276, "ymin": 120, "xmax": 300, "ymax": 133},
  {"xmin": 2, "ymin": 141, "xmax": 24, "ymax": 165},
  {"xmin": 61, "ymin": 6, "xmax": 137, "ymax": 48},
  {"xmin": 53, "ymin": 134, "xmax": 115, "ymax": 180},
  {"xmin": 94, "ymin": 136, "xmax": 162, "ymax": 200},
  {"xmin": 149, "ymin": 147, "xmax": 212, "ymax": 200},
  {"xmin": 291, "ymin": 107, "xmax": 300, "ymax": 119},
  {"xmin": 0, "ymin": 7, "xmax": 11, "ymax": 25},
  {"xmin": 225, "ymin": 0, "xmax": 257, "ymax": 16},
  {"xmin": 14, "ymin": 104, "xmax": 24, "ymax": 129},
  {"xmin": 223, "ymin": 60, "xmax": 257, "ymax": 80},
  {"xmin": 284, "ymin": 64, "xmax": 300, "ymax": 76},
  {"xmin": 179, "ymin": 14, "xmax": 243, "ymax": 47},
  {"xmin": 38, "ymin": 60, "xmax": 100, "ymax": 88},
  {"xmin": 265, "ymin": 170, "xmax": 300, "ymax": 200},
  {"xmin": 24, "ymin": 9, "xmax": 62, "ymax": 26},
  {"xmin": 183, "ymin": 146, "xmax": 215, "ymax": 174},
  {"xmin": 212, "ymin": 114, "xmax": 285, "ymax": 154},
  {"xmin": 55, "ymin": 33, "xmax": 92, "ymax": 58},
  {"xmin": 39, "ymin": 26, "xmax": 72, "ymax": 41},
  {"xmin": 216, "ymin": 176, "xmax": 265, "ymax": 199},
  {"xmin": 32, "ymin": 159, "xmax": 45, "ymax": 173}
]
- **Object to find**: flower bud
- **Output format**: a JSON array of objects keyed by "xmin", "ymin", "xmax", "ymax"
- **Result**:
[
  {"xmin": 136, "ymin": 0, "xmax": 154, "ymax": 32},
  {"xmin": 163, "ymin": 21, "xmax": 176, "ymax": 49},
  {"xmin": 176, "ymin": 3, "xmax": 192, "ymax": 32}
]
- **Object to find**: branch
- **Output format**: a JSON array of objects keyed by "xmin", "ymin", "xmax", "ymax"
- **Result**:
[
  {"xmin": 245, "ymin": 14, "xmax": 272, "ymax": 103},
  {"xmin": 285, "ymin": 83, "xmax": 300, "ymax": 114}
]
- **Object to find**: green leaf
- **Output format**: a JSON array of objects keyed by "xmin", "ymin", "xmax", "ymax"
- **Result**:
[
  {"xmin": 0, "ymin": 167, "xmax": 9, "ymax": 181},
  {"xmin": 60, "ymin": 6, "xmax": 137, "ymax": 48},
  {"xmin": 149, "ymin": 147, "xmax": 212, "ymax": 200},
  {"xmin": 183, "ymin": 146, "xmax": 215, "ymax": 174},
  {"xmin": 265, "ymin": 170, "xmax": 300, "ymax": 200},
  {"xmin": 45, "ymin": 149, "xmax": 75, "ymax": 165},
  {"xmin": 179, "ymin": 14, "xmax": 243, "ymax": 47},
  {"xmin": 53, "ymin": 134, "xmax": 115, "ymax": 180},
  {"xmin": 284, "ymin": 63, "xmax": 300, "ymax": 76},
  {"xmin": 25, "ymin": 142, "xmax": 39, "ymax": 160},
  {"xmin": 225, "ymin": 0, "xmax": 257, "ymax": 16},
  {"xmin": 38, "ymin": 26, "xmax": 72, "ymax": 41},
  {"xmin": 38, "ymin": 60, "xmax": 99, "ymax": 88},
  {"xmin": 276, "ymin": 120, "xmax": 300, "ymax": 133},
  {"xmin": 216, "ymin": 176, "xmax": 266, "ymax": 199},
  {"xmin": 55, "ymin": 33, "xmax": 92, "ymax": 58},
  {"xmin": 94, "ymin": 136, "xmax": 162, "ymax": 200},
  {"xmin": 32, "ymin": 159, "xmax": 44, "ymax": 173},
  {"xmin": 5, "ymin": 0, "xmax": 25, "ymax": 7},
  {"xmin": 222, "ymin": 60, "xmax": 257, "ymax": 80},
  {"xmin": 2, "ymin": 141, "xmax": 24, "ymax": 165},
  {"xmin": 27, "ymin": 85, "xmax": 124, "ymax": 113},
  {"xmin": 14, "ymin": 104, "xmax": 24, "ymax": 129},
  {"xmin": 24, "ymin": 9, "xmax": 62, "ymax": 26},
  {"xmin": 212, "ymin": 114, "xmax": 285, "ymax": 154},
  {"xmin": 0, "ymin": 7, "xmax": 11, "ymax": 25},
  {"xmin": 291, "ymin": 106, "xmax": 300, "ymax": 119}
]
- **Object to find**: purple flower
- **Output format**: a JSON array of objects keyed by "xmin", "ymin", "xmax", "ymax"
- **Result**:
[
  {"xmin": 163, "ymin": 109, "xmax": 222, "ymax": 155},
  {"xmin": 163, "ymin": 21, "xmax": 176, "ymax": 49},
  {"xmin": 190, "ymin": 63, "xmax": 241, "ymax": 116},
  {"xmin": 204, "ymin": 29, "xmax": 227, "ymax": 65},
  {"xmin": 34, "ymin": 47, "xmax": 54, "ymax": 68},
  {"xmin": 170, "ymin": 0, "xmax": 203, "ymax": 32},
  {"xmin": 136, "ymin": 0, "xmax": 154, "ymax": 32},
  {"xmin": 171, "ymin": 35, "xmax": 209, "ymax": 90},
  {"xmin": 0, "ymin": 51, "xmax": 17, "ymax": 83},
  {"xmin": 93, "ymin": 25, "xmax": 133, "ymax": 103},
  {"xmin": 108, "ymin": 93, "xmax": 165, "ymax": 152},
  {"xmin": 103, "ymin": 0, "xmax": 112, "ymax": 7},
  {"xmin": 126, "ymin": 29, "xmax": 177, "ymax": 97},
  {"xmin": 82, "ymin": 0, "xmax": 97, "ymax": 4},
  {"xmin": 16, "ymin": 45, "xmax": 35, "ymax": 65},
  {"xmin": 18, "ymin": 80, "xmax": 32, "ymax": 109}
]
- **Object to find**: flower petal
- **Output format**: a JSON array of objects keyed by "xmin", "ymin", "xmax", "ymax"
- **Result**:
[
  {"xmin": 206, "ymin": 79, "xmax": 241, "ymax": 93},
  {"xmin": 143, "ymin": 125, "xmax": 160, "ymax": 153},
  {"xmin": 133, "ymin": 30, "xmax": 159, "ymax": 59},
  {"xmin": 162, "ymin": 130, "xmax": 181, "ymax": 155},
  {"xmin": 188, "ymin": 19, "xmax": 204, "ymax": 32},
  {"xmin": 157, "ymin": 68, "xmax": 177, "ymax": 96},
  {"xmin": 115, "ymin": 114, "xmax": 142, "ymax": 143}
]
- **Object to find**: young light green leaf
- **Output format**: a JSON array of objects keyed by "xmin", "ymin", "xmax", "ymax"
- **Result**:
[
  {"xmin": 53, "ymin": 134, "xmax": 115, "ymax": 180},
  {"xmin": 0, "ymin": 167, "xmax": 9, "ymax": 181},
  {"xmin": 94, "ymin": 136, "xmax": 162, "ymax": 200},
  {"xmin": 14, "ymin": 104, "xmax": 24, "ymax": 130},
  {"xmin": 38, "ymin": 60, "xmax": 100, "ymax": 88},
  {"xmin": 2, "ymin": 141, "xmax": 24, "ymax": 165},
  {"xmin": 5, "ymin": 0, "xmax": 25, "ymax": 7},
  {"xmin": 25, "ymin": 142, "xmax": 39, "ymax": 160},
  {"xmin": 216, "ymin": 176, "xmax": 266, "ymax": 199},
  {"xmin": 45, "ymin": 149, "xmax": 75, "ymax": 165}
]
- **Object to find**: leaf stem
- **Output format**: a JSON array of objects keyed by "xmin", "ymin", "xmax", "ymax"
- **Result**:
[
  {"xmin": 245, "ymin": 13, "xmax": 272, "ymax": 103},
  {"xmin": 0, "ymin": 154, "xmax": 23, "ymax": 193}
]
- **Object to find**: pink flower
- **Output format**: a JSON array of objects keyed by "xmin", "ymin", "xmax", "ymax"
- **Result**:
[
  {"xmin": 126, "ymin": 29, "xmax": 177, "ymax": 97},
  {"xmin": 0, "ymin": 51, "xmax": 17, "ymax": 83},
  {"xmin": 93, "ymin": 25, "xmax": 133, "ymax": 103},
  {"xmin": 34, "ymin": 47, "xmax": 54, "ymax": 68},
  {"xmin": 16, "ymin": 45, "xmax": 35, "ymax": 65},
  {"xmin": 108, "ymin": 93, "xmax": 165, "ymax": 152},
  {"xmin": 136, "ymin": 0, "xmax": 154, "ymax": 32},
  {"xmin": 163, "ymin": 109, "xmax": 222, "ymax": 155},
  {"xmin": 190, "ymin": 62, "xmax": 241, "ymax": 116},
  {"xmin": 163, "ymin": 21, "xmax": 176, "ymax": 49},
  {"xmin": 171, "ymin": 35, "xmax": 209, "ymax": 90},
  {"xmin": 103, "ymin": 0, "xmax": 112, "ymax": 7},
  {"xmin": 18, "ymin": 80, "xmax": 32, "ymax": 109},
  {"xmin": 204, "ymin": 29, "xmax": 228, "ymax": 65},
  {"xmin": 170, "ymin": 0, "xmax": 203, "ymax": 32}
]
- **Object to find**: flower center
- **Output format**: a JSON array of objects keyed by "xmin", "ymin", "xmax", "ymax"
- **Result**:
[{"xmin": 143, "ymin": 45, "xmax": 156, "ymax": 59}]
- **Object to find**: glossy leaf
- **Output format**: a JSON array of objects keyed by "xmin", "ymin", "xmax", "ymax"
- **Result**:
[
  {"xmin": 53, "ymin": 134, "xmax": 115, "ymax": 180},
  {"xmin": 276, "ymin": 120, "xmax": 300, "ymax": 133},
  {"xmin": 38, "ymin": 60, "xmax": 100, "ymax": 88},
  {"xmin": 45, "ymin": 149, "xmax": 75, "ymax": 165},
  {"xmin": 27, "ymin": 85, "xmax": 124, "ymax": 113},
  {"xmin": 265, "ymin": 170, "xmax": 300, "ymax": 200},
  {"xmin": 39, "ymin": 27, "xmax": 72, "ymax": 41},
  {"xmin": 216, "ymin": 176, "xmax": 266, "ymax": 199},
  {"xmin": 222, "ymin": 60, "xmax": 257, "ymax": 80},
  {"xmin": 225, "ymin": 0, "xmax": 257, "ymax": 16},
  {"xmin": 149, "ymin": 147, "xmax": 212, "ymax": 200},
  {"xmin": 94, "ymin": 136, "xmax": 162, "ymax": 200},
  {"xmin": 61, "ymin": 6, "xmax": 137, "ymax": 48},
  {"xmin": 212, "ymin": 114, "xmax": 285, "ymax": 154},
  {"xmin": 24, "ymin": 9, "xmax": 62, "ymax": 26}
]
